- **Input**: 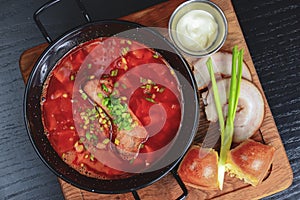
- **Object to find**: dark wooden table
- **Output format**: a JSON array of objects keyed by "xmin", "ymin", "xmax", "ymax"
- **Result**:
[{"xmin": 0, "ymin": 0, "xmax": 299, "ymax": 199}]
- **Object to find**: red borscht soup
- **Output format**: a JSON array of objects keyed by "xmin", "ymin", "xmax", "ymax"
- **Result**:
[{"xmin": 41, "ymin": 37, "xmax": 182, "ymax": 179}]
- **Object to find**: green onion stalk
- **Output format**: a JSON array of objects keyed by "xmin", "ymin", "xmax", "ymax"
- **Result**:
[{"xmin": 206, "ymin": 45, "xmax": 244, "ymax": 190}]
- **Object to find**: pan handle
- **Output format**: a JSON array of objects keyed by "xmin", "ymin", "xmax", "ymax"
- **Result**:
[
  {"xmin": 131, "ymin": 169, "xmax": 188, "ymax": 200},
  {"xmin": 171, "ymin": 169, "xmax": 188, "ymax": 200},
  {"xmin": 33, "ymin": 0, "xmax": 91, "ymax": 43}
]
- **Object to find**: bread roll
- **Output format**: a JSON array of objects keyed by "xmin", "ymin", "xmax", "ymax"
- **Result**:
[
  {"xmin": 178, "ymin": 145, "xmax": 219, "ymax": 190},
  {"xmin": 226, "ymin": 139, "xmax": 275, "ymax": 186}
]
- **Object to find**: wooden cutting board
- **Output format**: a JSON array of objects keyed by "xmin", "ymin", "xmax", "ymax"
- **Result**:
[{"xmin": 19, "ymin": 0, "xmax": 293, "ymax": 199}]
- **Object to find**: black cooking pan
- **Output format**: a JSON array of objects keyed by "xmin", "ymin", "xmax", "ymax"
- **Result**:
[{"xmin": 24, "ymin": 0, "xmax": 199, "ymax": 199}]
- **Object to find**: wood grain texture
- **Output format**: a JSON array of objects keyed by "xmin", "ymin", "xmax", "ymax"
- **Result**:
[
  {"xmin": 1, "ymin": 0, "xmax": 299, "ymax": 199},
  {"xmin": 18, "ymin": 0, "xmax": 294, "ymax": 199},
  {"xmin": 0, "ymin": 1, "xmax": 65, "ymax": 199},
  {"xmin": 232, "ymin": 1, "xmax": 300, "ymax": 199}
]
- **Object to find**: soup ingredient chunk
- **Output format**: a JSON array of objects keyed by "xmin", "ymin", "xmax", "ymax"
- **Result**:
[{"xmin": 84, "ymin": 79, "xmax": 148, "ymax": 160}]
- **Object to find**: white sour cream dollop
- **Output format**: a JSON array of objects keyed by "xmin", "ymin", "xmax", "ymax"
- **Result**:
[{"xmin": 176, "ymin": 10, "xmax": 218, "ymax": 51}]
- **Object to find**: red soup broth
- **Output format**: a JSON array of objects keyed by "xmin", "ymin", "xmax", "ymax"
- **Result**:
[{"xmin": 41, "ymin": 37, "xmax": 182, "ymax": 179}]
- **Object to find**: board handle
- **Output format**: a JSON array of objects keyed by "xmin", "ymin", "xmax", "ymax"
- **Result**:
[
  {"xmin": 33, "ymin": 0, "xmax": 91, "ymax": 43},
  {"xmin": 131, "ymin": 169, "xmax": 188, "ymax": 200}
]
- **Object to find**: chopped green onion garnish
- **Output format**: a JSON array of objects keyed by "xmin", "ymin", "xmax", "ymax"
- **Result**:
[
  {"xmin": 146, "ymin": 84, "xmax": 152, "ymax": 91},
  {"xmin": 88, "ymin": 63, "xmax": 92, "ymax": 69},
  {"xmin": 70, "ymin": 75, "xmax": 75, "ymax": 81},
  {"xmin": 110, "ymin": 69, "xmax": 118, "ymax": 77},
  {"xmin": 145, "ymin": 97, "xmax": 156, "ymax": 103},
  {"xmin": 129, "ymin": 159, "xmax": 135, "ymax": 164},
  {"xmin": 121, "ymin": 84, "xmax": 127, "ymax": 89},
  {"xmin": 102, "ymin": 138, "xmax": 110, "ymax": 144},
  {"xmin": 81, "ymin": 93, "xmax": 88, "ymax": 100},
  {"xmin": 85, "ymin": 132, "xmax": 91, "ymax": 140},
  {"xmin": 159, "ymin": 87, "xmax": 165, "ymax": 93},
  {"xmin": 90, "ymin": 154, "xmax": 95, "ymax": 161},
  {"xmin": 89, "ymin": 116, "xmax": 95, "ymax": 121},
  {"xmin": 97, "ymin": 93, "xmax": 103, "ymax": 99},
  {"xmin": 79, "ymin": 137, "xmax": 85, "ymax": 143},
  {"xmin": 121, "ymin": 47, "xmax": 130, "ymax": 55},
  {"xmin": 102, "ymin": 97, "xmax": 110, "ymax": 106},
  {"xmin": 114, "ymin": 82, "xmax": 119, "ymax": 88},
  {"xmin": 99, "ymin": 95, "xmax": 135, "ymax": 131},
  {"xmin": 147, "ymin": 79, "xmax": 154, "ymax": 84},
  {"xmin": 102, "ymin": 84, "xmax": 109, "ymax": 92},
  {"xmin": 153, "ymin": 53, "xmax": 159, "ymax": 58},
  {"xmin": 91, "ymin": 134, "xmax": 98, "ymax": 140},
  {"xmin": 123, "ymin": 125, "xmax": 132, "ymax": 130},
  {"xmin": 140, "ymin": 77, "xmax": 147, "ymax": 84}
]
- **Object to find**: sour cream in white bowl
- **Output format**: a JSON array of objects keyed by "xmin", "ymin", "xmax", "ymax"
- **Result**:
[{"xmin": 169, "ymin": 0, "xmax": 227, "ymax": 57}]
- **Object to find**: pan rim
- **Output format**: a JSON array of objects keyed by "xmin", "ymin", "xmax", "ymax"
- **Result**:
[{"xmin": 23, "ymin": 19, "xmax": 199, "ymax": 194}]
